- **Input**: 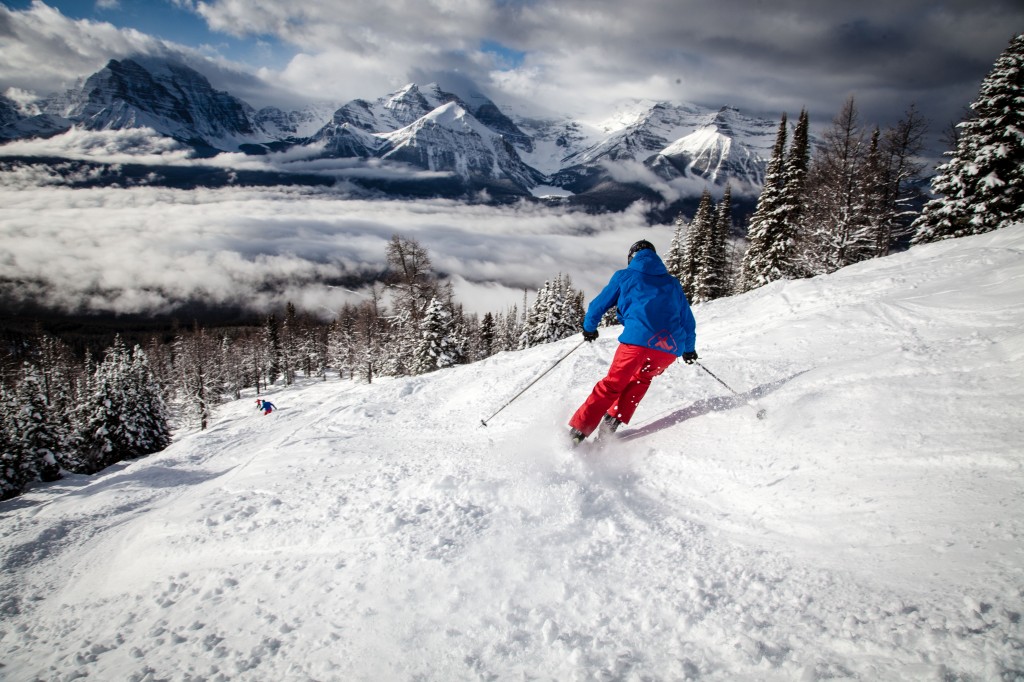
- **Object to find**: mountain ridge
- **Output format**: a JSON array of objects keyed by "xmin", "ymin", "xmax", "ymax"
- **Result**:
[{"xmin": 1, "ymin": 56, "xmax": 783, "ymax": 214}]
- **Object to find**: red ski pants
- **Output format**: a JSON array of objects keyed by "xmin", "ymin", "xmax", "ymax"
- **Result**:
[{"xmin": 569, "ymin": 343, "xmax": 677, "ymax": 436}]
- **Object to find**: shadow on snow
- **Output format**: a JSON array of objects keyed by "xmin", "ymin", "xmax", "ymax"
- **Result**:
[{"xmin": 618, "ymin": 371, "xmax": 808, "ymax": 442}]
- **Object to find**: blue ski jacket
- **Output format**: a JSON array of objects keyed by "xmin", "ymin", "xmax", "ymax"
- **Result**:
[{"xmin": 582, "ymin": 248, "xmax": 696, "ymax": 356}]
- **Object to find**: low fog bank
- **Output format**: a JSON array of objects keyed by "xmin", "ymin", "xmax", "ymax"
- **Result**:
[{"xmin": 0, "ymin": 178, "xmax": 668, "ymax": 321}]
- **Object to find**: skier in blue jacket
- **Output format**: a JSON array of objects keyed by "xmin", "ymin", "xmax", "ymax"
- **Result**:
[{"xmin": 568, "ymin": 240, "xmax": 697, "ymax": 445}]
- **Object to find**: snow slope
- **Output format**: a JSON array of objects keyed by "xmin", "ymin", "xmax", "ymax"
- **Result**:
[{"xmin": 2, "ymin": 227, "xmax": 1024, "ymax": 681}]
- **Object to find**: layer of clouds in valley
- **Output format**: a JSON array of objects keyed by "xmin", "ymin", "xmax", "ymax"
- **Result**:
[{"xmin": 0, "ymin": 158, "xmax": 660, "ymax": 319}]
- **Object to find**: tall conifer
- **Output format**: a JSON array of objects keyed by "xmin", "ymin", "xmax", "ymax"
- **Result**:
[
  {"xmin": 740, "ymin": 113, "xmax": 792, "ymax": 290},
  {"xmin": 914, "ymin": 33, "xmax": 1024, "ymax": 242}
]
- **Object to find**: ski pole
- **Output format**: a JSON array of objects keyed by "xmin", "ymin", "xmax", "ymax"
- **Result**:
[
  {"xmin": 480, "ymin": 339, "xmax": 586, "ymax": 427},
  {"xmin": 694, "ymin": 361, "xmax": 767, "ymax": 420}
]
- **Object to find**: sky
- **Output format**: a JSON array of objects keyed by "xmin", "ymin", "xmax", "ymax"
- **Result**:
[
  {"xmin": 2, "ymin": 0, "xmax": 1022, "ymax": 133},
  {"xmin": 2, "ymin": 223, "xmax": 1023, "ymax": 679}
]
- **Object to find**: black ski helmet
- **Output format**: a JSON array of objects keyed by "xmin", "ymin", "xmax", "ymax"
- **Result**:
[{"xmin": 627, "ymin": 239, "xmax": 656, "ymax": 264}]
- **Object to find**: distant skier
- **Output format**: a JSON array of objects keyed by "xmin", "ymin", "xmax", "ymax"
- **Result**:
[
  {"xmin": 567, "ymin": 240, "xmax": 697, "ymax": 445},
  {"xmin": 256, "ymin": 399, "xmax": 275, "ymax": 415}
]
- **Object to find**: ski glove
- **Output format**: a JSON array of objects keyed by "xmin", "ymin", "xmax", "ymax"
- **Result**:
[
  {"xmin": 682, "ymin": 351, "xmax": 698, "ymax": 364},
  {"xmin": 582, "ymin": 328, "xmax": 599, "ymax": 342}
]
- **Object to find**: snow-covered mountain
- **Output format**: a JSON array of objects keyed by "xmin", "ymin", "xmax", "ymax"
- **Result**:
[
  {"xmin": 254, "ymin": 101, "xmax": 342, "ymax": 140},
  {"xmin": 3, "ymin": 225, "xmax": 1022, "ymax": 679},
  {"xmin": 39, "ymin": 58, "xmax": 261, "ymax": 154},
  {"xmin": 375, "ymin": 101, "xmax": 545, "ymax": 194},
  {"xmin": 0, "ymin": 56, "xmax": 785, "ymax": 206},
  {"xmin": 552, "ymin": 102, "xmax": 779, "ymax": 193},
  {"xmin": 647, "ymin": 107, "xmax": 780, "ymax": 187}
]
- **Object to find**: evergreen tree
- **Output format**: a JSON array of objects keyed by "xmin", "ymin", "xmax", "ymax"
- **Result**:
[
  {"xmin": 704, "ymin": 184, "xmax": 733, "ymax": 301},
  {"xmin": 599, "ymin": 307, "xmax": 619, "ymax": 328},
  {"xmin": 479, "ymin": 312, "xmax": 496, "ymax": 358},
  {"xmin": 413, "ymin": 297, "xmax": 453, "ymax": 374},
  {"xmin": 0, "ymin": 384, "xmax": 35, "ymax": 500},
  {"xmin": 497, "ymin": 304, "xmax": 521, "ymax": 353},
  {"xmin": 683, "ymin": 189, "xmax": 716, "ymax": 300},
  {"xmin": 76, "ymin": 341, "xmax": 171, "ymax": 469},
  {"xmin": 779, "ymin": 108, "xmax": 811, "ymax": 270},
  {"xmin": 665, "ymin": 213, "xmax": 688, "ymax": 282},
  {"xmin": 914, "ymin": 33, "xmax": 1024, "ymax": 242},
  {"xmin": 13, "ymin": 364, "xmax": 63, "ymax": 482},
  {"xmin": 124, "ymin": 346, "xmax": 172, "ymax": 456},
  {"xmin": 519, "ymin": 280, "xmax": 552, "ymax": 349},
  {"xmin": 740, "ymin": 113, "xmax": 796, "ymax": 289},
  {"xmin": 518, "ymin": 275, "xmax": 585, "ymax": 348}
]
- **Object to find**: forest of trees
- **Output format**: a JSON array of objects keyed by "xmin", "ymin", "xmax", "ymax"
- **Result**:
[
  {"xmin": 0, "ymin": 235, "xmax": 588, "ymax": 499},
  {"xmin": 1, "ymin": 34, "xmax": 1021, "ymax": 500}
]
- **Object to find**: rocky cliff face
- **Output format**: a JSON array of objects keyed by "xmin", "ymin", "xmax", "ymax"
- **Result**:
[{"xmin": 44, "ymin": 58, "xmax": 258, "ymax": 149}]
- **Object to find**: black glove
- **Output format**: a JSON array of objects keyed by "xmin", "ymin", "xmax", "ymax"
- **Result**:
[
  {"xmin": 582, "ymin": 328, "xmax": 599, "ymax": 342},
  {"xmin": 682, "ymin": 351, "xmax": 698, "ymax": 365}
]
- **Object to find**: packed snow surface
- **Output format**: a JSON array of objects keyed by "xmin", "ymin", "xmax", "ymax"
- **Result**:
[{"xmin": 3, "ymin": 227, "xmax": 1024, "ymax": 681}]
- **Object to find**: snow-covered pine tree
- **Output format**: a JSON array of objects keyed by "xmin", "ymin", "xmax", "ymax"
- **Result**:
[
  {"xmin": 12, "ymin": 364, "xmax": 63, "ymax": 482},
  {"xmin": 518, "ymin": 280, "xmax": 552, "ymax": 349},
  {"xmin": 913, "ymin": 33, "xmax": 1024, "ymax": 243},
  {"xmin": 414, "ymin": 296, "xmax": 458, "ymax": 374},
  {"xmin": 30, "ymin": 333, "xmax": 83, "ymax": 472},
  {"xmin": 779, "ymin": 108, "xmax": 810, "ymax": 272},
  {"xmin": 539, "ymin": 274, "xmax": 567, "ymax": 344},
  {"xmin": 704, "ymin": 184, "xmax": 733, "ymax": 301},
  {"xmin": 497, "ymin": 304, "xmax": 521, "ymax": 353},
  {"xmin": 380, "ymin": 309, "xmax": 414, "ymax": 377},
  {"xmin": 518, "ymin": 275, "xmax": 584, "ymax": 348},
  {"xmin": 740, "ymin": 112, "xmax": 794, "ymax": 290},
  {"xmin": 124, "ymin": 346, "xmax": 172, "ymax": 456},
  {"xmin": 665, "ymin": 213, "xmax": 688, "ymax": 283},
  {"xmin": 686, "ymin": 190, "xmax": 711, "ymax": 301},
  {"xmin": 599, "ymin": 307, "xmax": 619, "ymax": 328},
  {"xmin": 439, "ymin": 282, "xmax": 468, "ymax": 367},
  {"xmin": 478, "ymin": 312, "xmax": 496, "ymax": 358},
  {"xmin": 77, "ymin": 338, "xmax": 134, "ymax": 471},
  {"xmin": 0, "ymin": 383, "xmax": 34, "ymax": 500},
  {"xmin": 683, "ymin": 189, "xmax": 716, "ymax": 301}
]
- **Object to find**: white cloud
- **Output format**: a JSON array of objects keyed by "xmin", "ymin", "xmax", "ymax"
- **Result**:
[{"xmin": 0, "ymin": 176, "xmax": 664, "ymax": 317}]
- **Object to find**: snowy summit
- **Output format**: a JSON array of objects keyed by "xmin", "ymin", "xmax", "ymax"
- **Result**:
[{"xmin": 2, "ymin": 226, "xmax": 1024, "ymax": 679}]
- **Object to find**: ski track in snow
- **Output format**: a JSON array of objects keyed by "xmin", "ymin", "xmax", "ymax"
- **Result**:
[{"xmin": 3, "ymin": 228, "xmax": 1024, "ymax": 681}]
